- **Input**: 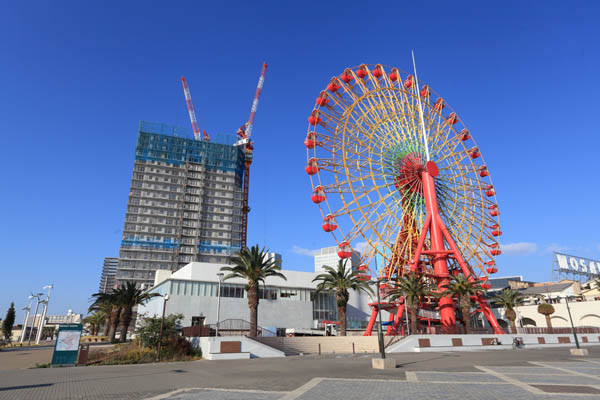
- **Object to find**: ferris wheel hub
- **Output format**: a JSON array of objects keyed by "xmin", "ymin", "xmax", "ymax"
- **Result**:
[{"xmin": 426, "ymin": 161, "xmax": 439, "ymax": 177}]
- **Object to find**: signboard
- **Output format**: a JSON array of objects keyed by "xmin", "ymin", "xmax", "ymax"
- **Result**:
[
  {"xmin": 553, "ymin": 252, "xmax": 600, "ymax": 281},
  {"xmin": 51, "ymin": 324, "xmax": 82, "ymax": 367}
]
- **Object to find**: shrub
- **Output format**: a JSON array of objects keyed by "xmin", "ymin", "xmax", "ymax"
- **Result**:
[
  {"xmin": 537, "ymin": 303, "xmax": 555, "ymax": 315},
  {"xmin": 136, "ymin": 313, "xmax": 183, "ymax": 349}
]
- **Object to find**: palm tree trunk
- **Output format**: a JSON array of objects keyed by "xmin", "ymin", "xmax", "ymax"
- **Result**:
[
  {"xmin": 410, "ymin": 303, "xmax": 418, "ymax": 335},
  {"xmin": 461, "ymin": 298, "xmax": 471, "ymax": 334},
  {"xmin": 545, "ymin": 314, "xmax": 553, "ymax": 333},
  {"xmin": 247, "ymin": 283, "xmax": 259, "ymax": 337},
  {"xmin": 509, "ymin": 319, "xmax": 517, "ymax": 334},
  {"xmin": 337, "ymin": 302, "xmax": 347, "ymax": 336},
  {"xmin": 108, "ymin": 308, "xmax": 120, "ymax": 342},
  {"xmin": 103, "ymin": 316, "xmax": 110, "ymax": 336},
  {"xmin": 119, "ymin": 307, "xmax": 132, "ymax": 343}
]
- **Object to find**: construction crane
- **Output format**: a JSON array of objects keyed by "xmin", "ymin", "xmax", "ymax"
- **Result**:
[
  {"xmin": 236, "ymin": 62, "xmax": 268, "ymax": 249},
  {"xmin": 180, "ymin": 77, "xmax": 210, "ymax": 141}
]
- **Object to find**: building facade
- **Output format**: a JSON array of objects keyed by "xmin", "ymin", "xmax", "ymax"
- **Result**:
[
  {"xmin": 314, "ymin": 246, "xmax": 361, "ymax": 273},
  {"xmin": 116, "ymin": 122, "xmax": 245, "ymax": 288},
  {"xmin": 138, "ymin": 262, "xmax": 376, "ymax": 331},
  {"xmin": 98, "ymin": 257, "xmax": 118, "ymax": 293}
]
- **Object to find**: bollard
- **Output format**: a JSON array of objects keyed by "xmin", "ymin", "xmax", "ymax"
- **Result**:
[
  {"xmin": 318, "ymin": 343, "xmax": 321, "ymax": 355},
  {"xmin": 352, "ymin": 342, "xmax": 355, "ymax": 354}
]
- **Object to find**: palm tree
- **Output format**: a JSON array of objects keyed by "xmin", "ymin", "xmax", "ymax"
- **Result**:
[
  {"xmin": 493, "ymin": 288, "xmax": 524, "ymax": 333},
  {"xmin": 387, "ymin": 272, "xmax": 432, "ymax": 335},
  {"xmin": 88, "ymin": 300, "xmax": 113, "ymax": 336},
  {"xmin": 537, "ymin": 297, "xmax": 555, "ymax": 333},
  {"xmin": 83, "ymin": 312, "xmax": 105, "ymax": 336},
  {"xmin": 112, "ymin": 282, "xmax": 160, "ymax": 343},
  {"xmin": 440, "ymin": 275, "xmax": 483, "ymax": 334},
  {"xmin": 221, "ymin": 245, "xmax": 287, "ymax": 337},
  {"xmin": 89, "ymin": 294, "xmax": 121, "ymax": 342},
  {"xmin": 312, "ymin": 259, "xmax": 373, "ymax": 336}
]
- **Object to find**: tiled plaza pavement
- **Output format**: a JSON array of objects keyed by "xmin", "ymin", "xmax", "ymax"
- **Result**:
[
  {"xmin": 158, "ymin": 359, "xmax": 600, "ymax": 400},
  {"xmin": 2, "ymin": 348, "xmax": 600, "ymax": 399}
]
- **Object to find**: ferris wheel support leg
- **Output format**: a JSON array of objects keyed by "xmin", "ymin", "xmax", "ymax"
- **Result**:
[
  {"xmin": 422, "ymin": 171, "xmax": 456, "ymax": 332},
  {"xmin": 438, "ymin": 217, "xmax": 506, "ymax": 334},
  {"xmin": 390, "ymin": 302, "xmax": 405, "ymax": 335},
  {"xmin": 363, "ymin": 307, "xmax": 379, "ymax": 336}
]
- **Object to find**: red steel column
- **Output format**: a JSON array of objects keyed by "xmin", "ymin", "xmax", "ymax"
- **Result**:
[{"xmin": 421, "ymin": 169, "xmax": 456, "ymax": 331}]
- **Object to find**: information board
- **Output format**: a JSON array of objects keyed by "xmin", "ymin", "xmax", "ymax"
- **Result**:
[{"xmin": 51, "ymin": 324, "xmax": 82, "ymax": 367}]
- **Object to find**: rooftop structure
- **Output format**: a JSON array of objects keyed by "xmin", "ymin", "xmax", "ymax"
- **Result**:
[{"xmin": 116, "ymin": 121, "xmax": 245, "ymax": 288}]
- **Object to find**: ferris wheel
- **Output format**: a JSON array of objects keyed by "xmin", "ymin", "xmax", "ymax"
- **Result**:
[{"xmin": 304, "ymin": 63, "xmax": 504, "ymax": 334}]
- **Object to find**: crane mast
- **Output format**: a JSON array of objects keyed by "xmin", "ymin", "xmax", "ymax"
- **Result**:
[
  {"xmin": 237, "ymin": 62, "xmax": 268, "ymax": 249},
  {"xmin": 181, "ymin": 77, "xmax": 209, "ymax": 141}
]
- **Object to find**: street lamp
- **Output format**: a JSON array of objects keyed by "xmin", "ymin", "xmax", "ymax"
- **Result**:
[
  {"xmin": 563, "ymin": 295, "xmax": 580, "ymax": 350},
  {"xmin": 20, "ymin": 295, "xmax": 34, "ymax": 343},
  {"xmin": 156, "ymin": 294, "xmax": 170, "ymax": 362},
  {"xmin": 35, "ymin": 285, "xmax": 53, "ymax": 344},
  {"xmin": 368, "ymin": 278, "xmax": 386, "ymax": 360},
  {"xmin": 27, "ymin": 293, "xmax": 44, "ymax": 346},
  {"xmin": 216, "ymin": 272, "xmax": 224, "ymax": 337}
]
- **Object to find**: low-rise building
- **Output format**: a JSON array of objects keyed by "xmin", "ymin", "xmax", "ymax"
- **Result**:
[{"xmin": 137, "ymin": 262, "xmax": 377, "ymax": 334}]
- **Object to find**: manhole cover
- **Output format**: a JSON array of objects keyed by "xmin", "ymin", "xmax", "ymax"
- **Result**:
[{"xmin": 531, "ymin": 384, "xmax": 600, "ymax": 394}]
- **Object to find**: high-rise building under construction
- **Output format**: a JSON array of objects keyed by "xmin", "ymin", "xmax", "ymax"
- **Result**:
[{"xmin": 115, "ymin": 121, "xmax": 245, "ymax": 288}]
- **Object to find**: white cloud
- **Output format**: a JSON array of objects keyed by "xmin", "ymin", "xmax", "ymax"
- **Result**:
[
  {"xmin": 291, "ymin": 245, "xmax": 319, "ymax": 257},
  {"xmin": 544, "ymin": 243, "xmax": 569, "ymax": 254},
  {"xmin": 501, "ymin": 242, "xmax": 538, "ymax": 255}
]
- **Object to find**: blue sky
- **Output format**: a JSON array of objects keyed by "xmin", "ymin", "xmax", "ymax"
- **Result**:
[{"xmin": 1, "ymin": 1, "xmax": 599, "ymax": 320}]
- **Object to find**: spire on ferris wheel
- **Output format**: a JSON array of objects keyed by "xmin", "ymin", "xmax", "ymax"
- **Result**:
[{"xmin": 411, "ymin": 51, "xmax": 431, "ymax": 162}]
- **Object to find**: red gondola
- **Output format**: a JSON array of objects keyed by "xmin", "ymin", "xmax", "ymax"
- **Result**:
[
  {"xmin": 311, "ymin": 186, "xmax": 326, "ymax": 204},
  {"xmin": 469, "ymin": 147, "xmax": 481, "ymax": 159},
  {"xmin": 485, "ymin": 260, "xmax": 495, "ymax": 266},
  {"xmin": 486, "ymin": 189, "xmax": 496, "ymax": 197},
  {"xmin": 478, "ymin": 166, "xmax": 489, "ymax": 177},
  {"xmin": 308, "ymin": 110, "xmax": 321, "ymax": 126},
  {"xmin": 389, "ymin": 68, "xmax": 399, "ymax": 82},
  {"xmin": 483, "ymin": 184, "xmax": 493, "ymax": 191},
  {"xmin": 337, "ymin": 241, "xmax": 353, "ymax": 258},
  {"xmin": 305, "ymin": 158, "xmax": 319, "ymax": 175},
  {"xmin": 490, "ymin": 249, "xmax": 502, "ymax": 256},
  {"xmin": 327, "ymin": 78, "xmax": 341, "ymax": 93},
  {"xmin": 489, "ymin": 242, "xmax": 499, "ymax": 248},
  {"xmin": 481, "ymin": 283, "xmax": 492, "ymax": 290},
  {"xmin": 434, "ymin": 98, "xmax": 445, "ymax": 110},
  {"xmin": 490, "ymin": 209, "xmax": 500, "ymax": 217},
  {"xmin": 404, "ymin": 75, "xmax": 414, "ymax": 89},
  {"xmin": 460, "ymin": 129, "xmax": 470, "ymax": 141},
  {"xmin": 304, "ymin": 132, "xmax": 317, "ymax": 149},
  {"xmin": 341, "ymin": 68, "xmax": 354, "ymax": 83},
  {"xmin": 322, "ymin": 214, "xmax": 338, "ymax": 232},
  {"xmin": 356, "ymin": 65, "xmax": 368, "ymax": 79},
  {"xmin": 420, "ymin": 85, "xmax": 430, "ymax": 97},
  {"xmin": 316, "ymin": 91, "xmax": 329, "ymax": 106},
  {"xmin": 446, "ymin": 112, "xmax": 458, "ymax": 125},
  {"xmin": 372, "ymin": 65, "xmax": 383, "ymax": 78},
  {"xmin": 486, "ymin": 267, "xmax": 498, "ymax": 274},
  {"xmin": 491, "ymin": 230, "xmax": 502, "ymax": 237}
]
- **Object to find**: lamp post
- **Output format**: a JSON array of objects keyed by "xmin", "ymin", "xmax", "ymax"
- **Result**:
[
  {"xmin": 27, "ymin": 293, "xmax": 44, "ymax": 346},
  {"xmin": 35, "ymin": 285, "xmax": 53, "ymax": 344},
  {"xmin": 156, "ymin": 294, "xmax": 169, "ymax": 362},
  {"xmin": 20, "ymin": 295, "xmax": 34, "ymax": 343},
  {"xmin": 563, "ymin": 295, "xmax": 580, "ymax": 349},
  {"xmin": 368, "ymin": 278, "xmax": 386, "ymax": 359},
  {"xmin": 216, "ymin": 272, "xmax": 224, "ymax": 337}
]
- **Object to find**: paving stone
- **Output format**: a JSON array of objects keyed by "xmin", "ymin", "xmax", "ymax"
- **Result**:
[{"xmin": 414, "ymin": 372, "xmax": 504, "ymax": 383}]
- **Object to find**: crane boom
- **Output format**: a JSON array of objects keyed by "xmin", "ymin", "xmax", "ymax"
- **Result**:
[
  {"xmin": 244, "ymin": 62, "xmax": 268, "ymax": 139},
  {"xmin": 180, "ymin": 77, "xmax": 209, "ymax": 141}
]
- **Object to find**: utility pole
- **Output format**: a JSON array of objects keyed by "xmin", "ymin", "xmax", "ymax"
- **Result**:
[
  {"xmin": 216, "ymin": 273, "xmax": 224, "ymax": 337},
  {"xmin": 35, "ymin": 285, "xmax": 53, "ymax": 344},
  {"xmin": 156, "ymin": 294, "xmax": 169, "ymax": 362}
]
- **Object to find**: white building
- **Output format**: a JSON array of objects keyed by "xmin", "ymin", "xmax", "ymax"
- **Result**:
[
  {"xmin": 314, "ymin": 246, "xmax": 361, "ymax": 274},
  {"xmin": 138, "ymin": 262, "xmax": 377, "ymax": 333}
]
